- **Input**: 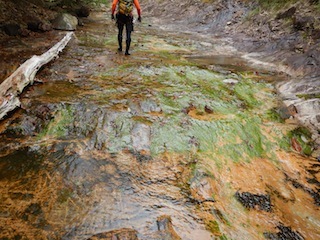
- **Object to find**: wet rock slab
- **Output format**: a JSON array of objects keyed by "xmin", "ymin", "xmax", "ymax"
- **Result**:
[{"xmin": 87, "ymin": 228, "xmax": 138, "ymax": 240}]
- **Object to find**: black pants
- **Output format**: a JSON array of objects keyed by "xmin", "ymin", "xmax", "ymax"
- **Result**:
[{"xmin": 116, "ymin": 13, "xmax": 133, "ymax": 53}]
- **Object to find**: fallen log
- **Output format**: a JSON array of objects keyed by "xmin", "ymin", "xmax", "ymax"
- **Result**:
[{"xmin": 0, "ymin": 32, "xmax": 73, "ymax": 120}]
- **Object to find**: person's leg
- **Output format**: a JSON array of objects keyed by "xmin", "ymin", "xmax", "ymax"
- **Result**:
[
  {"xmin": 125, "ymin": 17, "xmax": 133, "ymax": 55},
  {"xmin": 117, "ymin": 20, "xmax": 124, "ymax": 52}
]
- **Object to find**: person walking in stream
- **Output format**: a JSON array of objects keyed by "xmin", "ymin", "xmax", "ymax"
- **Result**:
[{"xmin": 111, "ymin": 0, "xmax": 142, "ymax": 56}]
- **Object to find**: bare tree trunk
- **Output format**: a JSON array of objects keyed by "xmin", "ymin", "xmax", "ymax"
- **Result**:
[{"xmin": 0, "ymin": 32, "xmax": 73, "ymax": 120}]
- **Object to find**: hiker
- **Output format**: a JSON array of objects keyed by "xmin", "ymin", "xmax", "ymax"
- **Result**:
[{"xmin": 111, "ymin": 0, "xmax": 142, "ymax": 56}]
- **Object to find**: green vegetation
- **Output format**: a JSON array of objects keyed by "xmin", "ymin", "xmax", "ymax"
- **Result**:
[
  {"xmin": 288, "ymin": 126, "xmax": 314, "ymax": 155},
  {"xmin": 297, "ymin": 93, "xmax": 320, "ymax": 100},
  {"xmin": 99, "ymin": 49, "xmax": 297, "ymax": 164},
  {"xmin": 78, "ymin": 33, "xmax": 110, "ymax": 48},
  {"xmin": 206, "ymin": 220, "xmax": 221, "ymax": 235},
  {"xmin": 57, "ymin": 188, "xmax": 73, "ymax": 203},
  {"xmin": 279, "ymin": 126, "xmax": 314, "ymax": 155},
  {"xmin": 265, "ymin": 108, "xmax": 285, "ymax": 123},
  {"xmin": 37, "ymin": 105, "xmax": 74, "ymax": 139}
]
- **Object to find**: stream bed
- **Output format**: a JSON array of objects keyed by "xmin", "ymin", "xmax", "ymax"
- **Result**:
[{"xmin": 0, "ymin": 11, "xmax": 319, "ymax": 240}]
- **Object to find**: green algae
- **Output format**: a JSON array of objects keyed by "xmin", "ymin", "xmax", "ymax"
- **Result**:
[
  {"xmin": 130, "ymin": 63, "xmax": 283, "ymax": 164},
  {"xmin": 190, "ymin": 116, "xmax": 270, "ymax": 163},
  {"xmin": 278, "ymin": 126, "xmax": 314, "ymax": 155},
  {"xmin": 297, "ymin": 93, "xmax": 320, "ymax": 100},
  {"xmin": 151, "ymin": 117, "xmax": 191, "ymax": 154},
  {"xmin": 265, "ymin": 108, "xmax": 285, "ymax": 123},
  {"xmin": 105, "ymin": 113, "xmax": 134, "ymax": 153},
  {"xmin": 37, "ymin": 105, "xmax": 74, "ymax": 139},
  {"xmin": 86, "ymin": 24, "xmax": 312, "ymax": 164},
  {"xmin": 234, "ymin": 82, "xmax": 261, "ymax": 109},
  {"xmin": 57, "ymin": 188, "xmax": 73, "ymax": 203},
  {"xmin": 206, "ymin": 220, "xmax": 222, "ymax": 235},
  {"xmin": 287, "ymin": 126, "xmax": 314, "ymax": 156}
]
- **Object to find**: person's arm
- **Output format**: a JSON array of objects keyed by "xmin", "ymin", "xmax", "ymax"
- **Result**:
[
  {"xmin": 133, "ymin": 0, "xmax": 141, "ymax": 17},
  {"xmin": 111, "ymin": 0, "xmax": 119, "ymax": 15}
]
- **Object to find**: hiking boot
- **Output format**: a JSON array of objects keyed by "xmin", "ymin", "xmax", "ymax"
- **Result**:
[
  {"xmin": 118, "ymin": 35, "xmax": 123, "ymax": 52},
  {"xmin": 125, "ymin": 39, "xmax": 131, "ymax": 56}
]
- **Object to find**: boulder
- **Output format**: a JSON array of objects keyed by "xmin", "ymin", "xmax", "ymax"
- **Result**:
[
  {"xmin": 52, "ymin": 13, "xmax": 78, "ymax": 31},
  {"xmin": 28, "ymin": 21, "xmax": 42, "ymax": 32},
  {"xmin": 77, "ymin": 5, "xmax": 90, "ymax": 18},
  {"xmin": 39, "ymin": 22, "xmax": 52, "ymax": 32},
  {"xmin": 28, "ymin": 21, "xmax": 52, "ymax": 32}
]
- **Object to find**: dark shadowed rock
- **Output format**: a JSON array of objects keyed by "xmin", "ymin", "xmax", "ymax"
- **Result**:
[
  {"xmin": 22, "ymin": 203, "xmax": 49, "ymax": 227},
  {"xmin": 87, "ymin": 228, "xmax": 138, "ymax": 240},
  {"xmin": 28, "ymin": 21, "xmax": 52, "ymax": 32},
  {"xmin": 28, "ymin": 21, "xmax": 41, "ymax": 32},
  {"xmin": 264, "ymin": 225, "xmax": 304, "ymax": 240},
  {"xmin": 2, "ymin": 23, "xmax": 21, "ymax": 36},
  {"xmin": 77, "ymin": 6, "xmax": 90, "ymax": 18},
  {"xmin": 311, "ymin": 28, "xmax": 320, "ymax": 40},
  {"xmin": 277, "ymin": 105, "xmax": 293, "ymax": 120},
  {"xmin": 293, "ymin": 15, "xmax": 315, "ymax": 31},
  {"xmin": 275, "ymin": 7, "xmax": 296, "ymax": 20},
  {"xmin": 309, "ymin": 0, "xmax": 319, "ymax": 4},
  {"xmin": 235, "ymin": 191, "xmax": 272, "ymax": 212}
]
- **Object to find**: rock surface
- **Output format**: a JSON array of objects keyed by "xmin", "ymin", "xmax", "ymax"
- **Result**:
[
  {"xmin": 87, "ymin": 228, "xmax": 138, "ymax": 240},
  {"xmin": 52, "ymin": 13, "xmax": 78, "ymax": 31}
]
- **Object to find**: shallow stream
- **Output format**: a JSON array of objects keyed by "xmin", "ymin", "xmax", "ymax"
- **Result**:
[{"xmin": 0, "ymin": 12, "xmax": 319, "ymax": 240}]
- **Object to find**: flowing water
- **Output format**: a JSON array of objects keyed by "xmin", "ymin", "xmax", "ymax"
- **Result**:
[{"xmin": 0, "ymin": 12, "xmax": 319, "ymax": 240}]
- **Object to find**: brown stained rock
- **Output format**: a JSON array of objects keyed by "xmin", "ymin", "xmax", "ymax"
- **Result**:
[
  {"xmin": 204, "ymin": 105, "xmax": 214, "ymax": 114},
  {"xmin": 190, "ymin": 177, "xmax": 216, "ymax": 203},
  {"xmin": 156, "ymin": 215, "xmax": 181, "ymax": 240},
  {"xmin": 190, "ymin": 169, "xmax": 216, "ymax": 203},
  {"xmin": 87, "ymin": 228, "xmax": 138, "ymax": 240}
]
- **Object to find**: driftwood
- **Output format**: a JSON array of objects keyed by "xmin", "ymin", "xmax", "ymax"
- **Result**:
[{"xmin": 0, "ymin": 32, "xmax": 73, "ymax": 120}]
